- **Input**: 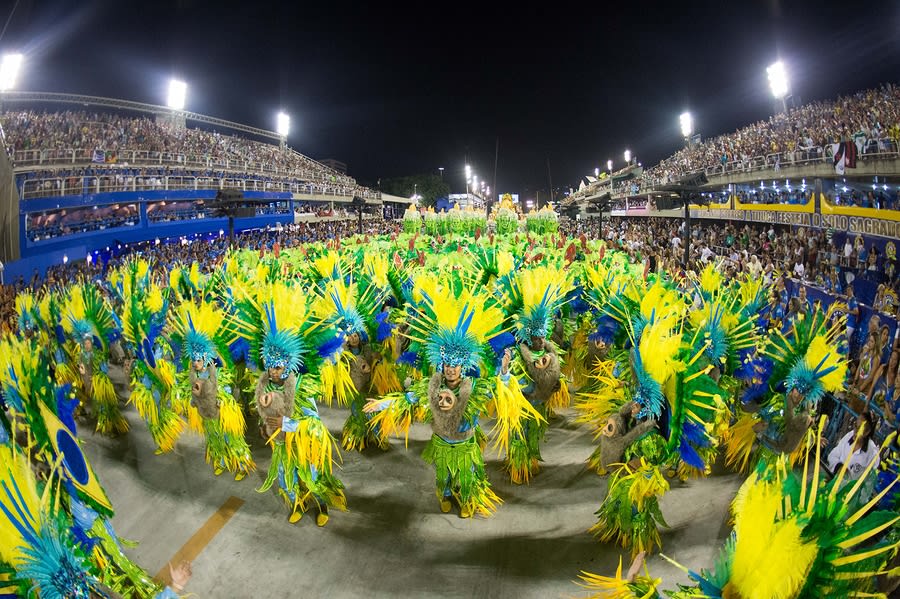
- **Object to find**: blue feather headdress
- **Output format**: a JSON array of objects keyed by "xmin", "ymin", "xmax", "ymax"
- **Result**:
[
  {"xmin": 426, "ymin": 304, "xmax": 483, "ymax": 372},
  {"xmin": 17, "ymin": 309, "xmax": 37, "ymax": 334},
  {"xmin": 699, "ymin": 306, "xmax": 729, "ymax": 364},
  {"xmin": 183, "ymin": 313, "xmax": 217, "ymax": 367},
  {"xmin": 631, "ymin": 348, "xmax": 666, "ymax": 420},
  {"xmin": 69, "ymin": 319, "xmax": 94, "ymax": 343},
  {"xmin": 261, "ymin": 301, "xmax": 305, "ymax": 374},
  {"xmin": 784, "ymin": 355, "xmax": 839, "ymax": 409}
]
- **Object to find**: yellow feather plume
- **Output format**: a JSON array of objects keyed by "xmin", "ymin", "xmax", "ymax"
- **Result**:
[
  {"xmin": 14, "ymin": 292, "xmax": 35, "ymax": 318},
  {"xmin": 257, "ymin": 282, "xmax": 310, "ymax": 333},
  {"xmin": 638, "ymin": 279, "xmax": 683, "ymax": 326},
  {"xmin": 189, "ymin": 262, "xmax": 202, "ymax": 289},
  {"xmin": 577, "ymin": 556, "xmax": 661, "ymax": 599},
  {"xmin": 518, "ymin": 265, "xmax": 572, "ymax": 312},
  {"xmin": 0, "ymin": 445, "xmax": 41, "ymax": 567},
  {"xmin": 313, "ymin": 251, "xmax": 342, "ymax": 280},
  {"xmin": 174, "ymin": 300, "xmax": 224, "ymax": 338},
  {"xmin": 490, "ymin": 376, "xmax": 546, "ymax": 455},
  {"xmin": 728, "ymin": 475, "xmax": 817, "ymax": 599},
  {"xmin": 638, "ymin": 319, "xmax": 682, "ymax": 386},
  {"xmin": 804, "ymin": 335, "xmax": 847, "ymax": 393},
  {"xmin": 146, "ymin": 285, "xmax": 164, "ymax": 313},
  {"xmin": 363, "ymin": 253, "xmax": 390, "ymax": 288},
  {"xmin": 698, "ymin": 262, "xmax": 723, "ymax": 297},
  {"xmin": 496, "ymin": 251, "xmax": 516, "ymax": 278},
  {"xmin": 168, "ymin": 266, "xmax": 182, "ymax": 291},
  {"xmin": 62, "ymin": 285, "xmax": 87, "ymax": 330}
]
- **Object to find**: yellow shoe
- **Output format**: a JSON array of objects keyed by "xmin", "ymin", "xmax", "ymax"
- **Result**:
[
  {"xmin": 440, "ymin": 498, "xmax": 452, "ymax": 513},
  {"xmin": 289, "ymin": 509, "xmax": 303, "ymax": 524},
  {"xmin": 234, "ymin": 472, "xmax": 246, "ymax": 482},
  {"xmin": 459, "ymin": 503, "xmax": 474, "ymax": 519},
  {"xmin": 316, "ymin": 511, "xmax": 329, "ymax": 527},
  {"xmin": 213, "ymin": 467, "xmax": 224, "ymax": 476}
]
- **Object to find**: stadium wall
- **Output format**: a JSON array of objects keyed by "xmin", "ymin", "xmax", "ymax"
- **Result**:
[{"xmin": 6, "ymin": 188, "xmax": 296, "ymax": 281}]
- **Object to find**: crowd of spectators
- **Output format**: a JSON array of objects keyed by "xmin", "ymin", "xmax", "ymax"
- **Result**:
[
  {"xmin": 827, "ymin": 186, "xmax": 900, "ymax": 210},
  {"xmin": 568, "ymin": 84, "xmax": 900, "ymax": 205},
  {"xmin": 1, "ymin": 110, "xmax": 380, "ymax": 203},
  {"xmin": 646, "ymin": 84, "xmax": 900, "ymax": 184},
  {"xmin": 1, "ymin": 110, "xmax": 354, "ymax": 185}
]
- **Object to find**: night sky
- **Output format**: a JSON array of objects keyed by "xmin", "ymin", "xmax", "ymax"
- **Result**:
[{"xmin": 3, "ymin": 0, "xmax": 899, "ymax": 197}]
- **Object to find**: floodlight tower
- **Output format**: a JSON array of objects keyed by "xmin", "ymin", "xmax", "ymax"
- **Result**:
[
  {"xmin": 166, "ymin": 78, "xmax": 188, "ymax": 131},
  {"xmin": 0, "ymin": 53, "xmax": 24, "ymax": 112},
  {"xmin": 767, "ymin": 61, "xmax": 790, "ymax": 114},
  {"xmin": 680, "ymin": 111, "xmax": 695, "ymax": 148},
  {"xmin": 276, "ymin": 111, "xmax": 290, "ymax": 150}
]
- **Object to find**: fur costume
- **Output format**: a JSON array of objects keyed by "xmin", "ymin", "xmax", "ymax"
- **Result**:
[
  {"xmin": 598, "ymin": 402, "xmax": 658, "ymax": 475},
  {"xmin": 169, "ymin": 299, "xmax": 255, "ymax": 480},
  {"xmin": 421, "ymin": 372, "xmax": 500, "ymax": 518}
]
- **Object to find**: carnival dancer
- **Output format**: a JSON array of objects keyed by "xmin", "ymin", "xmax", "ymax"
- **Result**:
[
  {"xmin": 725, "ymin": 307, "xmax": 848, "ymax": 473},
  {"xmin": 366, "ymin": 272, "xmax": 540, "ymax": 517},
  {"xmin": 110, "ymin": 258, "xmax": 185, "ymax": 454},
  {"xmin": 234, "ymin": 279, "xmax": 346, "ymax": 525},
  {"xmin": 169, "ymin": 298, "xmax": 255, "ymax": 480},
  {"xmin": 497, "ymin": 264, "xmax": 573, "ymax": 483},
  {"xmin": 57, "ymin": 283, "xmax": 129, "ymax": 435}
]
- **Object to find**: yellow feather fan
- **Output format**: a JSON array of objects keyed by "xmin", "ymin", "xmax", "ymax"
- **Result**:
[
  {"xmin": 638, "ymin": 319, "xmax": 683, "ymax": 386},
  {"xmin": 727, "ymin": 474, "xmax": 818, "ymax": 599}
]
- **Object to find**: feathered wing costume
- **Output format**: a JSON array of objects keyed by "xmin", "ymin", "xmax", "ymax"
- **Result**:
[
  {"xmin": 587, "ymin": 277, "xmax": 728, "ymax": 556},
  {"xmin": 169, "ymin": 298, "xmax": 255, "ymax": 479},
  {"xmin": 110, "ymin": 258, "xmax": 185, "ymax": 454},
  {"xmin": 57, "ymin": 284, "xmax": 129, "ymax": 436},
  {"xmin": 725, "ymin": 308, "xmax": 848, "ymax": 473},
  {"xmin": 661, "ymin": 421, "xmax": 900, "ymax": 599},
  {"xmin": 498, "ymin": 264, "xmax": 573, "ymax": 484},
  {"xmin": 233, "ymin": 280, "xmax": 346, "ymax": 526}
]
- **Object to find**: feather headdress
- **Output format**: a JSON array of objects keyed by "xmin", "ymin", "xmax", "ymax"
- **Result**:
[
  {"xmin": 500, "ymin": 265, "xmax": 572, "ymax": 342},
  {"xmin": 405, "ymin": 276, "xmax": 506, "ymax": 372}
]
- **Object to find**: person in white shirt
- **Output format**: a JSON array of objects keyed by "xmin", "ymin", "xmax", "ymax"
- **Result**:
[
  {"xmin": 793, "ymin": 260, "xmax": 805, "ymax": 278},
  {"xmin": 748, "ymin": 255, "xmax": 763, "ymax": 278},
  {"xmin": 827, "ymin": 411, "xmax": 880, "ymax": 499}
]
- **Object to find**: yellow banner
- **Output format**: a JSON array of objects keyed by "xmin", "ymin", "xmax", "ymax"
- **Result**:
[{"xmin": 820, "ymin": 195, "xmax": 900, "ymax": 223}]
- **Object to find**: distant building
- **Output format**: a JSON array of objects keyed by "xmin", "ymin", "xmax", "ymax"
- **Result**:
[{"xmin": 320, "ymin": 159, "xmax": 347, "ymax": 174}]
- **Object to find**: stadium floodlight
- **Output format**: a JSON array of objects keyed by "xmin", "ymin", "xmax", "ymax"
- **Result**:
[
  {"xmin": 595, "ymin": 167, "xmax": 600, "ymax": 177},
  {"xmin": 167, "ymin": 79, "xmax": 187, "ymax": 110},
  {"xmin": 624, "ymin": 149, "xmax": 632, "ymax": 164},
  {"xmin": 607, "ymin": 159, "xmax": 613, "ymax": 172},
  {"xmin": 276, "ymin": 112, "xmax": 290, "ymax": 137},
  {"xmin": 465, "ymin": 164, "xmax": 471, "ymax": 177},
  {"xmin": 680, "ymin": 112, "xmax": 693, "ymax": 138},
  {"xmin": 767, "ymin": 61, "xmax": 789, "ymax": 99},
  {"xmin": 0, "ymin": 53, "xmax": 23, "ymax": 91}
]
